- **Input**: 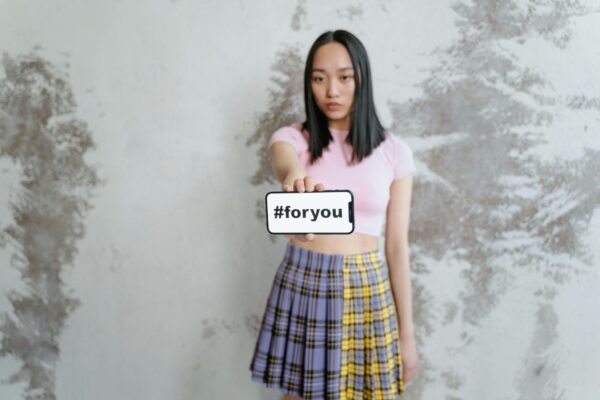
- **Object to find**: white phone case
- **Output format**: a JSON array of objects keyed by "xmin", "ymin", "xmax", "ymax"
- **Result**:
[{"xmin": 265, "ymin": 190, "xmax": 355, "ymax": 234}]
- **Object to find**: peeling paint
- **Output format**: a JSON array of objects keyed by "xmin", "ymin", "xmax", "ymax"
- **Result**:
[
  {"xmin": 516, "ymin": 302, "xmax": 560, "ymax": 399},
  {"xmin": 441, "ymin": 369, "xmax": 464, "ymax": 390},
  {"xmin": 109, "ymin": 244, "xmax": 129, "ymax": 273},
  {"xmin": 201, "ymin": 318, "xmax": 243, "ymax": 339},
  {"xmin": 335, "ymin": 4, "xmax": 364, "ymax": 22},
  {"xmin": 202, "ymin": 325, "xmax": 216, "ymax": 340},
  {"xmin": 246, "ymin": 44, "xmax": 305, "ymax": 245},
  {"xmin": 246, "ymin": 44, "xmax": 305, "ymax": 188},
  {"xmin": 0, "ymin": 51, "xmax": 101, "ymax": 400},
  {"xmin": 244, "ymin": 313, "xmax": 261, "ymax": 336},
  {"xmin": 385, "ymin": 1, "xmax": 599, "ymax": 397},
  {"xmin": 290, "ymin": 0, "xmax": 308, "ymax": 31},
  {"xmin": 442, "ymin": 301, "xmax": 459, "ymax": 325}
]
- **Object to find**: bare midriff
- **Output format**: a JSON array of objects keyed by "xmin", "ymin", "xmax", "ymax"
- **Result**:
[{"xmin": 289, "ymin": 232, "xmax": 380, "ymax": 255}]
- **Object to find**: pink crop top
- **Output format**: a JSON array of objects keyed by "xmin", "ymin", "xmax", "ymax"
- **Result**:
[{"xmin": 268, "ymin": 122, "xmax": 416, "ymax": 237}]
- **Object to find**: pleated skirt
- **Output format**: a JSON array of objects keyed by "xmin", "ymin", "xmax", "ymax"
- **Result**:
[{"xmin": 249, "ymin": 241, "xmax": 405, "ymax": 399}]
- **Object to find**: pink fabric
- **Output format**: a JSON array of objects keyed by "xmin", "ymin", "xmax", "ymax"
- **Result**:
[{"xmin": 268, "ymin": 122, "xmax": 416, "ymax": 237}]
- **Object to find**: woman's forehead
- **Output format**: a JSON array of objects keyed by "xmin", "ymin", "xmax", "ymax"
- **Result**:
[{"xmin": 313, "ymin": 43, "xmax": 352, "ymax": 64}]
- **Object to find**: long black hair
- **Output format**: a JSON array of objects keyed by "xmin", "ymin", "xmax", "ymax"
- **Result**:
[{"xmin": 302, "ymin": 30, "xmax": 386, "ymax": 165}]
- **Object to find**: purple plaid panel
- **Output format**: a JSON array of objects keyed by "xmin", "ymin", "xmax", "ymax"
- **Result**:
[{"xmin": 250, "ymin": 242, "xmax": 345, "ymax": 399}]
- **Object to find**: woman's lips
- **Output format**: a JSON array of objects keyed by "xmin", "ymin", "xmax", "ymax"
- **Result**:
[{"xmin": 326, "ymin": 103, "xmax": 342, "ymax": 110}]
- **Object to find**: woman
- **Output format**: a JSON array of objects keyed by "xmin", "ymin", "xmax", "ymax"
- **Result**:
[{"xmin": 250, "ymin": 29, "xmax": 419, "ymax": 399}]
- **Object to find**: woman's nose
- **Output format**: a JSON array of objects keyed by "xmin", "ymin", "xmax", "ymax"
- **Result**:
[{"xmin": 327, "ymin": 82, "xmax": 340, "ymax": 97}]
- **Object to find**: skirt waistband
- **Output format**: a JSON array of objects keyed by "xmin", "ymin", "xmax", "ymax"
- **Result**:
[{"xmin": 283, "ymin": 240, "xmax": 383, "ymax": 270}]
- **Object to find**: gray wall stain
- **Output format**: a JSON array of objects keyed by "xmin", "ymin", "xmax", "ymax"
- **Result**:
[
  {"xmin": 516, "ymin": 301, "xmax": 561, "ymax": 400},
  {"xmin": 335, "ymin": 4, "xmax": 364, "ymax": 22},
  {"xmin": 244, "ymin": 313, "xmax": 261, "ymax": 336},
  {"xmin": 387, "ymin": 0, "xmax": 599, "ymax": 398},
  {"xmin": 201, "ymin": 318, "xmax": 244, "ymax": 340},
  {"xmin": 246, "ymin": 43, "xmax": 305, "ymax": 188},
  {"xmin": 109, "ymin": 244, "xmax": 129, "ymax": 273},
  {"xmin": 246, "ymin": 43, "xmax": 305, "ymax": 245},
  {"xmin": 441, "ymin": 368, "xmax": 464, "ymax": 391},
  {"xmin": 290, "ymin": 0, "xmax": 308, "ymax": 31},
  {"xmin": 202, "ymin": 325, "xmax": 216, "ymax": 340},
  {"xmin": 334, "ymin": 0, "xmax": 392, "ymax": 21},
  {"xmin": 442, "ymin": 301, "xmax": 459, "ymax": 325},
  {"xmin": 535, "ymin": 142, "xmax": 600, "ymax": 271},
  {"xmin": 0, "ymin": 51, "xmax": 101, "ymax": 400}
]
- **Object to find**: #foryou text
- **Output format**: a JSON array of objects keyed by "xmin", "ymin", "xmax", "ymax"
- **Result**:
[{"xmin": 273, "ymin": 205, "xmax": 343, "ymax": 222}]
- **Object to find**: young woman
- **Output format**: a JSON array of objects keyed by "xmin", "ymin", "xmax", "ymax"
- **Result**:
[{"xmin": 250, "ymin": 30, "xmax": 419, "ymax": 399}]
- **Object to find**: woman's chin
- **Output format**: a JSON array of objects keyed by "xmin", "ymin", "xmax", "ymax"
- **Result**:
[{"xmin": 322, "ymin": 110, "xmax": 349, "ymax": 121}]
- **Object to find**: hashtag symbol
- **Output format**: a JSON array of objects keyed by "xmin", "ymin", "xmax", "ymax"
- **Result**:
[{"xmin": 274, "ymin": 206, "xmax": 284, "ymax": 219}]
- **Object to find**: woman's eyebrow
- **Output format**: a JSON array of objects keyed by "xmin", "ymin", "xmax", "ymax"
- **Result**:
[{"xmin": 312, "ymin": 67, "xmax": 354, "ymax": 72}]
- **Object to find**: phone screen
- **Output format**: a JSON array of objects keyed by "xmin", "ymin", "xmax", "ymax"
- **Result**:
[{"xmin": 265, "ymin": 190, "xmax": 354, "ymax": 234}]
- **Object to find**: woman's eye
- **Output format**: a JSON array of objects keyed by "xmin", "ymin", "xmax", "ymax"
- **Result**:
[
  {"xmin": 342, "ymin": 75, "xmax": 353, "ymax": 81},
  {"xmin": 313, "ymin": 77, "xmax": 323, "ymax": 82}
]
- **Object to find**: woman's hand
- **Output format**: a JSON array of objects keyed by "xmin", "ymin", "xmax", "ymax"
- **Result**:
[
  {"xmin": 282, "ymin": 174, "xmax": 325, "ymax": 243},
  {"xmin": 400, "ymin": 335, "xmax": 419, "ymax": 384}
]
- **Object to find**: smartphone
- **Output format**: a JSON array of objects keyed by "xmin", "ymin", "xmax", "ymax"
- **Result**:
[{"xmin": 265, "ymin": 189, "xmax": 354, "ymax": 234}]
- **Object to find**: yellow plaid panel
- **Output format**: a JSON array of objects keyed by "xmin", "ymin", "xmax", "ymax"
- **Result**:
[{"xmin": 340, "ymin": 252, "xmax": 405, "ymax": 399}]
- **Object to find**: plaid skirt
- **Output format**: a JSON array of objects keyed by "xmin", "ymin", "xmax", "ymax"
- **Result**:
[{"xmin": 249, "ymin": 241, "xmax": 404, "ymax": 399}]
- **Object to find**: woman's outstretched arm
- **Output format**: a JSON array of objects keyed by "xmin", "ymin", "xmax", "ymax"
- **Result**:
[
  {"xmin": 269, "ymin": 141, "xmax": 322, "ymax": 242},
  {"xmin": 269, "ymin": 141, "xmax": 305, "ymax": 188}
]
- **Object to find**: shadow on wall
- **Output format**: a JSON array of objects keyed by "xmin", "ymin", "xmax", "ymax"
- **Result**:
[{"xmin": 0, "ymin": 51, "xmax": 103, "ymax": 399}]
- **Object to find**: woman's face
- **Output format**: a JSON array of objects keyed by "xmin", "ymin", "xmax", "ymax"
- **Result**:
[{"xmin": 310, "ymin": 42, "xmax": 356, "ymax": 128}]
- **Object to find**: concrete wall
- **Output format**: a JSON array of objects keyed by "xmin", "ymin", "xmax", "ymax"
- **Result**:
[{"xmin": 1, "ymin": 0, "xmax": 599, "ymax": 399}]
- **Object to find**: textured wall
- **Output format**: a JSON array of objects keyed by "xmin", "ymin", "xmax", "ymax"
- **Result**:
[{"xmin": 1, "ymin": 1, "xmax": 599, "ymax": 399}]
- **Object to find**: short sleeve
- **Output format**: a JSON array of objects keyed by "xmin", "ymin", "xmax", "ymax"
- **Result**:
[
  {"xmin": 391, "ymin": 136, "xmax": 416, "ymax": 180},
  {"xmin": 267, "ymin": 125, "xmax": 307, "ymax": 157}
]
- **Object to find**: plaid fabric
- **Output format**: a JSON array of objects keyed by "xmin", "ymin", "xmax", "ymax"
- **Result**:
[
  {"xmin": 339, "ymin": 251, "xmax": 404, "ymax": 399},
  {"xmin": 250, "ymin": 242, "xmax": 404, "ymax": 399}
]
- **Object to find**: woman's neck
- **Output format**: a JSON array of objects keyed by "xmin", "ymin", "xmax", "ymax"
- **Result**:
[
  {"xmin": 328, "ymin": 115, "xmax": 351, "ymax": 131},
  {"xmin": 328, "ymin": 122, "xmax": 350, "ymax": 131}
]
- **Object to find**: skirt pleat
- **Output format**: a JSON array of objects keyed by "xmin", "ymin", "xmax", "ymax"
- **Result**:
[{"xmin": 250, "ymin": 242, "xmax": 404, "ymax": 399}]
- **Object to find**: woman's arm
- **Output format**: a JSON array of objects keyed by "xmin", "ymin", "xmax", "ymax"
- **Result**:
[
  {"xmin": 269, "ymin": 141, "xmax": 320, "ymax": 242},
  {"xmin": 269, "ymin": 141, "xmax": 306, "ymax": 188},
  {"xmin": 384, "ymin": 175, "xmax": 415, "ymax": 339}
]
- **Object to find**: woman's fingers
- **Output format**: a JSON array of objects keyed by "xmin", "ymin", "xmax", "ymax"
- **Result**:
[
  {"xmin": 294, "ymin": 233, "xmax": 314, "ymax": 242},
  {"xmin": 281, "ymin": 177, "xmax": 319, "ymax": 242},
  {"xmin": 304, "ymin": 176, "xmax": 315, "ymax": 192},
  {"xmin": 294, "ymin": 178, "xmax": 305, "ymax": 192},
  {"xmin": 283, "ymin": 177, "xmax": 324, "ymax": 193}
]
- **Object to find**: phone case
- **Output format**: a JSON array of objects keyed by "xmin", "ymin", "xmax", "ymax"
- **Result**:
[{"xmin": 265, "ymin": 189, "xmax": 355, "ymax": 234}]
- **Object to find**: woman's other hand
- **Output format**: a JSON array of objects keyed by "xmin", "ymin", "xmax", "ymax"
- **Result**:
[{"xmin": 400, "ymin": 335, "xmax": 419, "ymax": 384}]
